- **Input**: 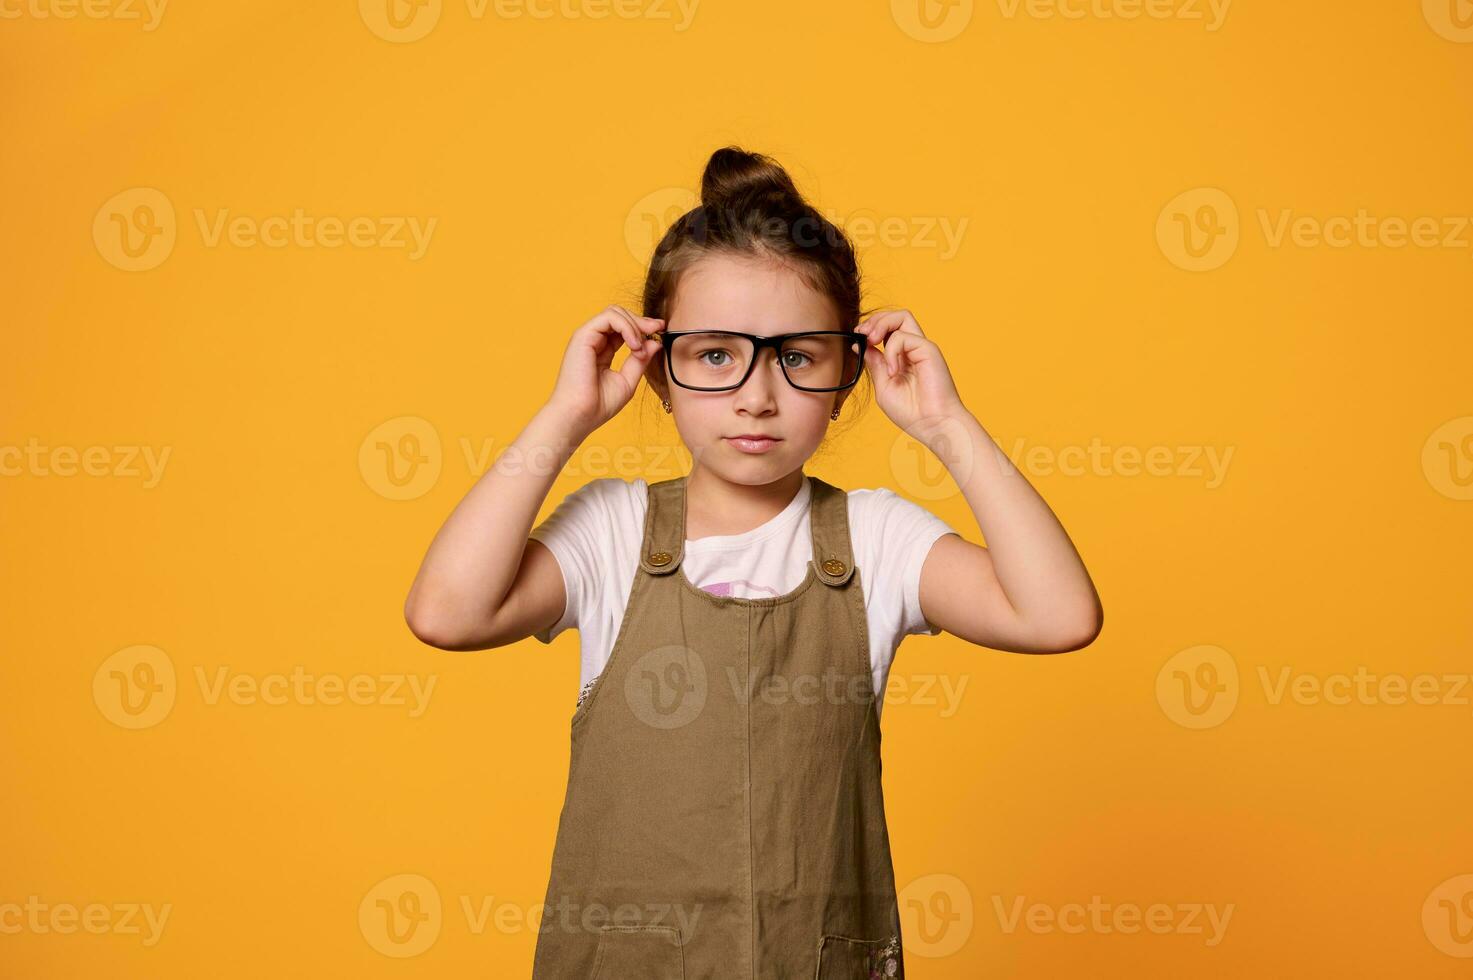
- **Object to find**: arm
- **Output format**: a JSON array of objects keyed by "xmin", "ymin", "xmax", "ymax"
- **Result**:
[
  {"xmin": 915, "ymin": 410, "xmax": 1103, "ymax": 653},
  {"xmin": 856, "ymin": 309, "xmax": 1103, "ymax": 655},
  {"xmin": 402, "ymin": 404, "xmax": 580, "ymax": 650},
  {"xmin": 403, "ymin": 306, "xmax": 666, "ymax": 650}
]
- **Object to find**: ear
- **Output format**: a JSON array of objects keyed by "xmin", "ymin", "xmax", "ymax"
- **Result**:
[{"xmin": 645, "ymin": 356, "xmax": 670, "ymax": 403}]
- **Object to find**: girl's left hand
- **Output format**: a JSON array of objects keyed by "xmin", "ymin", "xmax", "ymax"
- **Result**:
[{"xmin": 856, "ymin": 309, "xmax": 968, "ymax": 438}]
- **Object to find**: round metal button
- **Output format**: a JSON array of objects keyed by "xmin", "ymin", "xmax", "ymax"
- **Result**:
[
  {"xmin": 647, "ymin": 551, "xmax": 673, "ymax": 567},
  {"xmin": 821, "ymin": 558, "xmax": 847, "ymax": 576}
]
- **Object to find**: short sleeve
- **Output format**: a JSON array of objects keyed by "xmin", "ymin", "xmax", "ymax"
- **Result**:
[
  {"xmin": 872, "ymin": 489, "xmax": 959, "ymax": 636},
  {"xmin": 527, "ymin": 479, "xmax": 614, "ymax": 644}
]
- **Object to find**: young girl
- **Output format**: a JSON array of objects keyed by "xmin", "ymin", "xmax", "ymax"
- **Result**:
[{"xmin": 405, "ymin": 147, "xmax": 1102, "ymax": 978}]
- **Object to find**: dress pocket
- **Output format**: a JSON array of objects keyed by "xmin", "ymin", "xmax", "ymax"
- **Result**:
[
  {"xmin": 589, "ymin": 923, "xmax": 685, "ymax": 980},
  {"xmin": 815, "ymin": 932, "xmax": 903, "ymax": 979}
]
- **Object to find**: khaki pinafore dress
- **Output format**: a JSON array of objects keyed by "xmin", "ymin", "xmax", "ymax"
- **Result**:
[{"xmin": 530, "ymin": 473, "xmax": 905, "ymax": 980}]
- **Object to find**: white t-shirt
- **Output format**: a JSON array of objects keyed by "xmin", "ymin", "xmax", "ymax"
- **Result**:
[{"xmin": 528, "ymin": 476, "xmax": 958, "ymax": 718}]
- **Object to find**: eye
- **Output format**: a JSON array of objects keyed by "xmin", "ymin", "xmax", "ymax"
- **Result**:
[
  {"xmin": 781, "ymin": 350, "xmax": 813, "ymax": 369},
  {"xmin": 697, "ymin": 349, "xmax": 733, "ymax": 367}
]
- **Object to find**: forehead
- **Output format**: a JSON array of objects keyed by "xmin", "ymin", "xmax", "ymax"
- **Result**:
[{"xmin": 669, "ymin": 253, "xmax": 839, "ymax": 333}]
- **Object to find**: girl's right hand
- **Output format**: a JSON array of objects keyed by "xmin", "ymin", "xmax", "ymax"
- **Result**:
[{"xmin": 545, "ymin": 305, "xmax": 666, "ymax": 437}]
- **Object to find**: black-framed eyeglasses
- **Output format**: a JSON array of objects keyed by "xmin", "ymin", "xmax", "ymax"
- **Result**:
[{"xmin": 656, "ymin": 329, "xmax": 867, "ymax": 393}]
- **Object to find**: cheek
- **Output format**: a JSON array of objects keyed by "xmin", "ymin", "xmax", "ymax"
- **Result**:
[
  {"xmin": 672, "ymin": 400, "xmax": 725, "ymax": 442},
  {"xmin": 781, "ymin": 397, "xmax": 834, "ymax": 441}
]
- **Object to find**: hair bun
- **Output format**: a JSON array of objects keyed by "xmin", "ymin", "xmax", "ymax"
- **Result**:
[{"xmin": 700, "ymin": 146, "xmax": 801, "ymax": 211}]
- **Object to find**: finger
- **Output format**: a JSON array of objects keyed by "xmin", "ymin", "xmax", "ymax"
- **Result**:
[
  {"xmin": 614, "ymin": 306, "xmax": 663, "ymax": 335},
  {"xmin": 888, "ymin": 309, "xmax": 923, "ymax": 336},
  {"xmin": 856, "ymin": 309, "xmax": 895, "ymax": 336},
  {"xmin": 611, "ymin": 307, "xmax": 644, "ymax": 350},
  {"xmin": 863, "ymin": 344, "xmax": 892, "ymax": 380},
  {"xmin": 636, "ymin": 316, "xmax": 666, "ymax": 351},
  {"xmin": 613, "ymin": 307, "xmax": 664, "ymax": 353},
  {"xmin": 584, "ymin": 315, "xmax": 641, "ymax": 370},
  {"xmin": 601, "ymin": 307, "xmax": 644, "ymax": 353},
  {"xmin": 863, "ymin": 310, "xmax": 907, "ymax": 348},
  {"xmin": 591, "ymin": 327, "xmax": 620, "ymax": 372},
  {"xmin": 886, "ymin": 330, "xmax": 917, "ymax": 375},
  {"xmin": 616, "ymin": 338, "xmax": 655, "ymax": 390},
  {"xmin": 857, "ymin": 311, "xmax": 894, "ymax": 339},
  {"xmin": 886, "ymin": 331, "xmax": 936, "ymax": 376}
]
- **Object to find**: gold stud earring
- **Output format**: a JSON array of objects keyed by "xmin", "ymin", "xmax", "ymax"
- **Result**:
[
  {"xmin": 662, "ymin": 399, "xmax": 671, "ymax": 414},
  {"xmin": 830, "ymin": 407, "xmax": 841, "ymax": 420}
]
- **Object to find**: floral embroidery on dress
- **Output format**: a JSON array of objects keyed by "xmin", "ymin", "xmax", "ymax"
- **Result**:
[
  {"xmin": 867, "ymin": 934, "xmax": 901, "ymax": 978},
  {"xmin": 576, "ymin": 674, "xmax": 600, "ymax": 709}
]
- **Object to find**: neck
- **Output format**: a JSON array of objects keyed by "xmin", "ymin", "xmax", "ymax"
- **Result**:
[{"xmin": 684, "ymin": 464, "xmax": 806, "ymax": 540}]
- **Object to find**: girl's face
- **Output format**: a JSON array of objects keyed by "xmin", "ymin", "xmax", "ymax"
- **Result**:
[{"xmin": 650, "ymin": 252, "xmax": 851, "ymax": 486}]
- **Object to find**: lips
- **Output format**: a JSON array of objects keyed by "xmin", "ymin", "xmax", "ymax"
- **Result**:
[{"xmin": 724, "ymin": 435, "xmax": 782, "ymax": 454}]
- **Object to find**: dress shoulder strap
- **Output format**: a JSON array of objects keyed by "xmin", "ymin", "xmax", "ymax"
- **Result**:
[
  {"xmin": 639, "ymin": 476, "xmax": 687, "ymax": 575},
  {"xmin": 806, "ymin": 476, "xmax": 857, "ymax": 587}
]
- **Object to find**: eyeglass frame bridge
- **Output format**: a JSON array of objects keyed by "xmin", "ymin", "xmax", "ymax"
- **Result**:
[{"xmin": 653, "ymin": 329, "xmax": 868, "ymax": 393}]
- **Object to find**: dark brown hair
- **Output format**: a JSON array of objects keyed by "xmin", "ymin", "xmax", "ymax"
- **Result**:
[{"xmin": 637, "ymin": 146, "xmax": 873, "ymax": 440}]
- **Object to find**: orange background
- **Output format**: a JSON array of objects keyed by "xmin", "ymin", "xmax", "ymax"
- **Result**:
[{"xmin": 3, "ymin": 0, "xmax": 1472, "ymax": 976}]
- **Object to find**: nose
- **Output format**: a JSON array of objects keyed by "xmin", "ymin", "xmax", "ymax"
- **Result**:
[{"xmin": 733, "ymin": 347, "xmax": 781, "ymax": 414}]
